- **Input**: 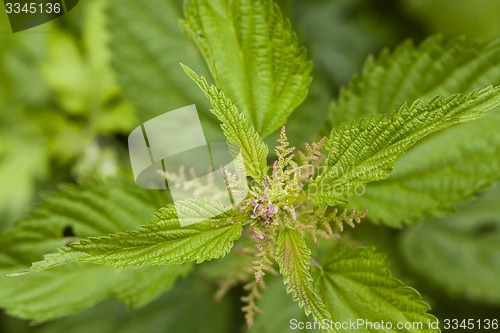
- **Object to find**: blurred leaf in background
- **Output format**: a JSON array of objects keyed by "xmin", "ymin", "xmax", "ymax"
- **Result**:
[
  {"xmin": 401, "ymin": 185, "xmax": 500, "ymax": 304},
  {"xmin": 0, "ymin": 0, "xmax": 139, "ymax": 227},
  {"xmin": 1, "ymin": 275, "xmax": 237, "ymax": 333},
  {"xmin": 403, "ymin": 0, "xmax": 500, "ymax": 41},
  {"xmin": 107, "ymin": 0, "xmax": 224, "ymax": 141},
  {"xmin": 0, "ymin": 11, "xmax": 51, "ymax": 226},
  {"xmin": 32, "ymin": 0, "xmax": 136, "ymax": 172}
]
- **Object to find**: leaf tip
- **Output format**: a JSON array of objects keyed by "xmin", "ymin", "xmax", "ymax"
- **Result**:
[{"xmin": 180, "ymin": 63, "xmax": 196, "ymax": 78}]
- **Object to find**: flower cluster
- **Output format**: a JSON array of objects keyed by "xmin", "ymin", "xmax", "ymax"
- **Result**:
[
  {"xmin": 250, "ymin": 195, "xmax": 278, "ymax": 223},
  {"xmin": 241, "ymin": 127, "xmax": 324, "ymax": 225}
]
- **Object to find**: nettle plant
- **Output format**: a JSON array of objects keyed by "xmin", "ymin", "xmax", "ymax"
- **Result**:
[{"xmin": 2, "ymin": 0, "xmax": 500, "ymax": 332}]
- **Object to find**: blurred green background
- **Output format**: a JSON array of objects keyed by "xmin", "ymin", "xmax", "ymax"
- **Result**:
[{"xmin": 1, "ymin": 0, "xmax": 499, "ymax": 332}]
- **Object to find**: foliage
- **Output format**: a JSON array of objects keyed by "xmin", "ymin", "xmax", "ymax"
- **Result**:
[
  {"xmin": 338, "ymin": 36, "xmax": 500, "ymax": 226},
  {"xmin": 1, "ymin": 0, "xmax": 500, "ymax": 332},
  {"xmin": 276, "ymin": 226, "xmax": 333, "ymax": 330},
  {"xmin": 182, "ymin": 0, "xmax": 312, "ymax": 137},
  {"xmin": 401, "ymin": 185, "xmax": 500, "ymax": 303},
  {"xmin": 0, "ymin": 181, "xmax": 190, "ymax": 321},
  {"xmin": 182, "ymin": 66, "xmax": 269, "ymax": 180},
  {"xmin": 313, "ymin": 247, "xmax": 437, "ymax": 333},
  {"xmin": 315, "ymin": 86, "xmax": 500, "ymax": 207},
  {"xmin": 106, "ymin": 0, "xmax": 222, "ymax": 140}
]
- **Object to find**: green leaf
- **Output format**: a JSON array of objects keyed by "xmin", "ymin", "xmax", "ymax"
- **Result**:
[
  {"xmin": 401, "ymin": 185, "xmax": 500, "ymax": 304},
  {"xmin": 347, "ymin": 111, "xmax": 500, "ymax": 227},
  {"xmin": 327, "ymin": 35, "xmax": 500, "ymax": 226},
  {"xmin": 331, "ymin": 35, "xmax": 500, "ymax": 124},
  {"xmin": 26, "ymin": 198, "xmax": 242, "ymax": 271},
  {"xmin": 107, "ymin": 0, "xmax": 221, "ymax": 138},
  {"xmin": 275, "ymin": 226, "xmax": 337, "ymax": 332},
  {"xmin": 313, "ymin": 86, "xmax": 500, "ymax": 207},
  {"xmin": 182, "ymin": 65, "xmax": 268, "ymax": 181},
  {"xmin": 0, "ymin": 181, "xmax": 192, "ymax": 321},
  {"xmin": 313, "ymin": 247, "xmax": 439, "ymax": 333},
  {"xmin": 182, "ymin": 0, "xmax": 312, "ymax": 137},
  {"xmin": 198, "ymin": 235, "xmax": 254, "ymax": 280}
]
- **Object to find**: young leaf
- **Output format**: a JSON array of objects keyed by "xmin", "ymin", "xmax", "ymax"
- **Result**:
[
  {"xmin": 313, "ymin": 247, "xmax": 439, "ymax": 333},
  {"xmin": 347, "ymin": 112, "xmax": 500, "ymax": 226},
  {"xmin": 331, "ymin": 35, "xmax": 500, "ymax": 124},
  {"xmin": 182, "ymin": 0, "xmax": 312, "ymax": 137},
  {"xmin": 312, "ymin": 86, "xmax": 500, "ymax": 207},
  {"xmin": 0, "ymin": 181, "xmax": 192, "ymax": 321},
  {"xmin": 26, "ymin": 198, "xmax": 242, "ymax": 271},
  {"xmin": 275, "ymin": 226, "xmax": 337, "ymax": 333},
  {"xmin": 401, "ymin": 185, "xmax": 500, "ymax": 304},
  {"xmin": 183, "ymin": 65, "xmax": 268, "ymax": 181}
]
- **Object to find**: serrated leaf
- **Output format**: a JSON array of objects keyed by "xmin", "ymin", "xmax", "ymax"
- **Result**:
[
  {"xmin": 276, "ymin": 226, "xmax": 337, "ymax": 333},
  {"xmin": 347, "ymin": 111, "xmax": 500, "ymax": 227},
  {"xmin": 401, "ymin": 185, "xmax": 500, "ymax": 304},
  {"xmin": 182, "ymin": 0, "xmax": 312, "ymax": 137},
  {"xmin": 313, "ymin": 86, "xmax": 500, "ymax": 207},
  {"xmin": 313, "ymin": 247, "xmax": 439, "ymax": 333},
  {"xmin": 0, "ymin": 181, "xmax": 192, "ymax": 321},
  {"xmin": 331, "ymin": 35, "xmax": 500, "ymax": 124},
  {"xmin": 198, "ymin": 235, "xmax": 254, "ymax": 280},
  {"xmin": 27, "ymin": 198, "xmax": 242, "ymax": 271},
  {"xmin": 327, "ymin": 35, "xmax": 500, "ymax": 226},
  {"xmin": 182, "ymin": 65, "xmax": 268, "ymax": 181}
]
